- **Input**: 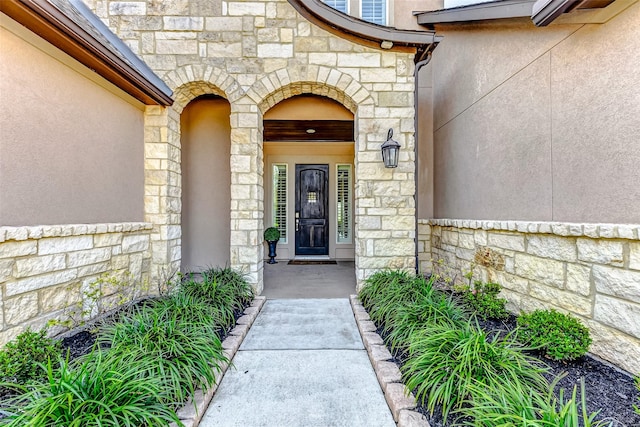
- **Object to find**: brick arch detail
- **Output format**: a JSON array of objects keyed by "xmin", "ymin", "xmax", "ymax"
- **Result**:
[
  {"xmin": 164, "ymin": 65, "xmax": 244, "ymax": 113},
  {"xmin": 247, "ymin": 67, "xmax": 373, "ymax": 114}
]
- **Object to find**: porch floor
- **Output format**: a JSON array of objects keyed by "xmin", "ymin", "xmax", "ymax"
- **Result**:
[{"xmin": 262, "ymin": 261, "xmax": 356, "ymax": 299}]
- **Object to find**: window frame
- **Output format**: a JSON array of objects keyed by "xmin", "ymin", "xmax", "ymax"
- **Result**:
[
  {"xmin": 336, "ymin": 164, "xmax": 353, "ymax": 244},
  {"xmin": 271, "ymin": 163, "xmax": 288, "ymax": 244}
]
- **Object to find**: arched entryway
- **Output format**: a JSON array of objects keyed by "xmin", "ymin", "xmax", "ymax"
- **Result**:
[
  {"xmin": 261, "ymin": 93, "xmax": 357, "ymax": 297},
  {"xmin": 180, "ymin": 95, "xmax": 231, "ymax": 272}
]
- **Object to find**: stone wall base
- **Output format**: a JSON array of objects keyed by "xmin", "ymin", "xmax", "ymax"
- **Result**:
[
  {"xmin": 0, "ymin": 222, "xmax": 153, "ymax": 345},
  {"xmin": 418, "ymin": 218, "xmax": 640, "ymax": 374}
]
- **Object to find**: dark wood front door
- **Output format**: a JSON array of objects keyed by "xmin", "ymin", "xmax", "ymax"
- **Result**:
[{"xmin": 295, "ymin": 164, "xmax": 329, "ymax": 256}]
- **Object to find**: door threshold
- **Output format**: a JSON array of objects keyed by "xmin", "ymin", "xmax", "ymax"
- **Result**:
[{"xmin": 292, "ymin": 255, "xmax": 331, "ymax": 261}]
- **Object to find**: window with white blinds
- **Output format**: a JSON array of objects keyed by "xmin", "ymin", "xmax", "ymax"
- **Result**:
[
  {"xmin": 337, "ymin": 165, "xmax": 352, "ymax": 243},
  {"xmin": 361, "ymin": 0, "xmax": 387, "ymax": 25},
  {"xmin": 272, "ymin": 164, "xmax": 287, "ymax": 243},
  {"xmin": 322, "ymin": 0, "xmax": 348, "ymax": 13}
]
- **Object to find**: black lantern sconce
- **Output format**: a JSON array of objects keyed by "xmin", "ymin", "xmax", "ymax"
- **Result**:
[{"xmin": 381, "ymin": 128, "xmax": 400, "ymax": 168}]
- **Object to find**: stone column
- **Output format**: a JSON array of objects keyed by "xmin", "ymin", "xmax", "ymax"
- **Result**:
[
  {"xmin": 354, "ymin": 55, "xmax": 418, "ymax": 289},
  {"xmin": 229, "ymin": 100, "xmax": 264, "ymax": 293},
  {"xmin": 144, "ymin": 106, "xmax": 182, "ymax": 287}
]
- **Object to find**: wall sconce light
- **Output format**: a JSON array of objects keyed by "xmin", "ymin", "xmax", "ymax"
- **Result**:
[{"xmin": 381, "ymin": 128, "xmax": 400, "ymax": 168}]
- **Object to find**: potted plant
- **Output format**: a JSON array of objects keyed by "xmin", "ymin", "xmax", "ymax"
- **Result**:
[{"xmin": 264, "ymin": 227, "xmax": 280, "ymax": 264}]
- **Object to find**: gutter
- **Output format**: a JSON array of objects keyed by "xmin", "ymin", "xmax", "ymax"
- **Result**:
[
  {"xmin": 288, "ymin": 0, "xmax": 442, "ymax": 51},
  {"xmin": 0, "ymin": 0, "xmax": 173, "ymax": 106}
]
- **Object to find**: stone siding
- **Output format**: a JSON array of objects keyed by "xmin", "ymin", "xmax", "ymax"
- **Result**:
[
  {"xmin": 85, "ymin": 0, "xmax": 420, "ymax": 292},
  {"xmin": 0, "ymin": 223, "xmax": 153, "ymax": 345},
  {"xmin": 419, "ymin": 218, "xmax": 640, "ymax": 374}
]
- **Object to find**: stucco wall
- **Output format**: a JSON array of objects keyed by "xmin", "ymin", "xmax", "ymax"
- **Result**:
[
  {"xmin": 427, "ymin": 5, "xmax": 640, "ymax": 222},
  {"xmin": 181, "ymin": 97, "xmax": 231, "ymax": 271},
  {"xmin": 0, "ymin": 18, "xmax": 145, "ymax": 226}
]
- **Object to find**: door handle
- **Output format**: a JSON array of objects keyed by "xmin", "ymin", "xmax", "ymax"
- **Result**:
[{"xmin": 296, "ymin": 218, "xmax": 299, "ymax": 231}]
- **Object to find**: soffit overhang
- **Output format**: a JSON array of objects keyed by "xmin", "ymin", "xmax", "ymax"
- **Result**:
[
  {"xmin": 414, "ymin": 0, "xmax": 625, "ymax": 27},
  {"xmin": 288, "ymin": 0, "xmax": 443, "ymax": 61},
  {"xmin": 415, "ymin": 0, "xmax": 536, "ymax": 25},
  {"xmin": 0, "ymin": 0, "xmax": 173, "ymax": 106}
]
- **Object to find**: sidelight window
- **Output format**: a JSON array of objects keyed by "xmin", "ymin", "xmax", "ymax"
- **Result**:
[
  {"xmin": 337, "ymin": 164, "xmax": 352, "ymax": 243},
  {"xmin": 272, "ymin": 164, "xmax": 287, "ymax": 243}
]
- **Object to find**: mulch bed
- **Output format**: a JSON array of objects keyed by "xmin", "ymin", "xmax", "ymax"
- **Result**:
[{"xmin": 380, "ymin": 314, "xmax": 640, "ymax": 427}]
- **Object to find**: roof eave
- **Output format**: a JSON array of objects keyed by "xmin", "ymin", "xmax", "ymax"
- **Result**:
[
  {"xmin": 288, "ymin": 0, "xmax": 442, "ymax": 54},
  {"xmin": 0, "ymin": 0, "xmax": 173, "ymax": 106},
  {"xmin": 415, "ymin": 0, "xmax": 536, "ymax": 25}
]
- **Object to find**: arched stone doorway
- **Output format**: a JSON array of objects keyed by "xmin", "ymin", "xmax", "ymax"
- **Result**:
[
  {"xmin": 263, "ymin": 94, "xmax": 355, "ymax": 262},
  {"xmin": 259, "ymin": 92, "xmax": 357, "ymax": 297}
]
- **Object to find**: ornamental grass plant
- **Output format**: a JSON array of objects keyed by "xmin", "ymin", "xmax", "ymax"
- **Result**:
[
  {"xmin": 182, "ymin": 267, "xmax": 254, "ymax": 331},
  {"xmin": 0, "ymin": 352, "xmax": 180, "ymax": 427},
  {"xmin": 460, "ymin": 376, "xmax": 609, "ymax": 427},
  {"xmin": 97, "ymin": 301, "xmax": 226, "ymax": 406},
  {"xmin": 0, "ymin": 266, "xmax": 253, "ymax": 426},
  {"xmin": 359, "ymin": 270, "xmax": 429, "ymax": 334},
  {"xmin": 357, "ymin": 270, "xmax": 604, "ymax": 425},
  {"xmin": 402, "ymin": 320, "xmax": 548, "ymax": 422}
]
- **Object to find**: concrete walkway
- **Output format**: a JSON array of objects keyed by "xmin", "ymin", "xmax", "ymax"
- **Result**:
[{"xmin": 199, "ymin": 299, "xmax": 395, "ymax": 427}]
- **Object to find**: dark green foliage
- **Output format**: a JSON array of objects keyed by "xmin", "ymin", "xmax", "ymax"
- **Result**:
[
  {"xmin": 263, "ymin": 227, "xmax": 280, "ymax": 241},
  {"xmin": 0, "ymin": 328, "xmax": 60, "ymax": 384},
  {"xmin": 181, "ymin": 267, "xmax": 254, "ymax": 332},
  {"xmin": 402, "ymin": 320, "xmax": 548, "ymax": 422},
  {"xmin": 359, "ymin": 270, "xmax": 433, "ymax": 334},
  {"xmin": 460, "ymin": 376, "xmax": 606, "ymax": 426},
  {"xmin": 1, "ymin": 265, "xmax": 253, "ymax": 425},
  {"xmin": 98, "ymin": 301, "xmax": 226, "ymax": 406},
  {"xmin": 517, "ymin": 309, "xmax": 592, "ymax": 361},
  {"xmin": 0, "ymin": 354, "xmax": 180, "ymax": 427},
  {"xmin": 461, "ymin": 280, "xmax": 509, "ymax": 320},
  {"xmin": 387, "ymin": 286, "xmax": 468, "ymax": 352}
]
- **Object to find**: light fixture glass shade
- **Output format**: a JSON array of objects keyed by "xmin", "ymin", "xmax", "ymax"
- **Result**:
[{"xmin": 381, "ymin": 128, "xmax": 400, "ymax": 168}]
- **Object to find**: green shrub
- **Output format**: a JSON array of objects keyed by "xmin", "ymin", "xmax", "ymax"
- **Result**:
[
  {"xmin": 402, "ymin": 320, "xmax": 548, "ymax": 422},
  {"xmin": 181, "ymin": 267, "xmax": 254, "ymax": 331},
  {"xmin": 460, "ymin": 376, "xmax": 608, "ymax": 427},
  {"xmin": 0, "ymin": 353, "xmax": 180, "ymax": 426},
  {"xmin": 263, "ymin": 227, "xmax": 280, "ymax": 241},
  {"xmin": 358, "ymin": 270, "xmax": 426, "ymax": 333},
  {"xmin": 98, "ymin": 303, "xmax": 227, "ymax": 406},
  {"xmin": 517, "ymin": 309, "xmax": 592, "ymax": 361},
  {"xmin": 462, "ymin": 280, "xmax": 509, "ymax": 320},
  {"xmin": 0, "ymin": 328, "xmax": 60, "ymax": 384},
  {"xmin": 387, "ymin": 287, "xmax": 467, "ymax": 352}
]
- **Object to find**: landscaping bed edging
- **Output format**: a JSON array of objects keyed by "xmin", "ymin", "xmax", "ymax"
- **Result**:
[
  {"xmin": 172, "ymin": 296, "xmax": 267, "ymax": 427},
  {"xmin": 349, "ymin": 295, "xmax": 430, "ymax": 427}
]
